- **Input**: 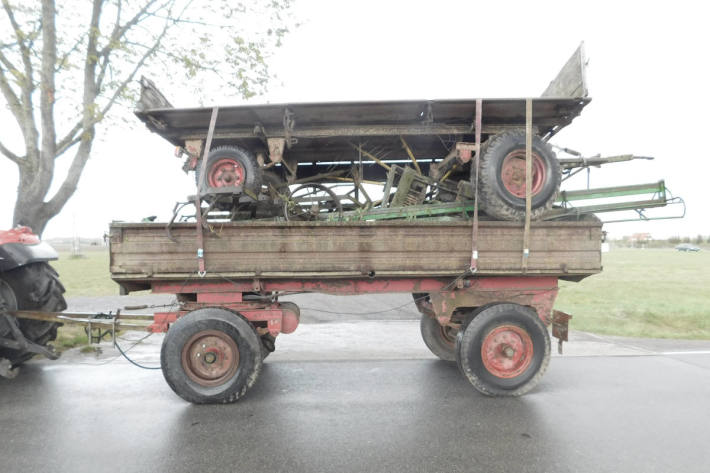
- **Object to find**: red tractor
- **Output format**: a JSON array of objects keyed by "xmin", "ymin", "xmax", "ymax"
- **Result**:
[{"xmin": 0, "ymin": 227, "xmax": 66, "ymax": 378}]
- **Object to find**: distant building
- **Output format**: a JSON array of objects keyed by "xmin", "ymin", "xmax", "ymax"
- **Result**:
[{"xmin": 627, "ymin": 232, "xmax": 652, "ymax": 248}]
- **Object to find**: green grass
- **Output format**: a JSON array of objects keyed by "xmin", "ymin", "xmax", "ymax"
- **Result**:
[
  {"xmin": 50, "ymin": 250, "xmax": 120, "ymax": 297},
  {"xmin": 50, "ymin": 250, "xmax": 116, "ymax": 349},
  {"xmin": 48, "ymin": 248, "xmax": 710, "ymax": 340},
  {"xmin": 53, "ymin": 325, "xmax": 88, "ymax": 352},
  {"xmin": 556, "ymin": 249, "xmax": 710, "ymax": 339}
]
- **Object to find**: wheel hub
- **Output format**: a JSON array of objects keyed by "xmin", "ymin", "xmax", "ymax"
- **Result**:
[
  {"xmin": 500, "ymin": 150, "xmax": 546, "ymax": 198},
  {"xmin": 181, "ymin": 330, "xmax": 240, "ymax": 387},
  {"xmin": 480, "ymin": 324, "xmax": 534, "ymax": 378},
  {"xmin": 208, "ymin": 158, "xmax": 246, "ymax": 188}
]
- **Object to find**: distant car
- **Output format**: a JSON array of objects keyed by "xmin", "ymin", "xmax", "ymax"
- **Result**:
[{"xmin": 675, "ymin": 243, "xmax": 700, "ymax": 252}]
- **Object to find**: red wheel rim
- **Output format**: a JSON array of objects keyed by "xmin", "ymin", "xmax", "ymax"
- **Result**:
[
  {"xmin": 500, "ymin": 150, "xmax": 546, "ymax": 198},
  {"xmin": 207, "ymin": 158, "xmax": 245, "ymax": 187},
  {"xmin": 480, "ymin": 324, "xmax": 533, "ymax": 379},
  {"xmin": 181, "ymin": 330, "xmax": 240, "ymax": 387}
]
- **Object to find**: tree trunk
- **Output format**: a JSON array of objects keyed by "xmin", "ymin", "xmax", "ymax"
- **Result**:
[
  {"xmin": 12, "ymin": 165, "xmax": 52, "ymax": 236},
  {"xmin": 11, "ymin": 129, "xmax": 94, "ymax": 237},
  {"xmin": 12, "ymin": 199, "xmax": 51, "ymax": 238}
]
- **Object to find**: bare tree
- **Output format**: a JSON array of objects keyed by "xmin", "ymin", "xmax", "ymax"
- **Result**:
[{"xmin": 0, "ymin": 0, "xmax": 291, "ymax": 235}]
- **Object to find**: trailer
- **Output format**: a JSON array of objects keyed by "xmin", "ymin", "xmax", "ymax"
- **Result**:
[
  {"xmin": 2, "ymin": 45, "xmax": 674, "ymax": 402},
  {"xmin": 96, "ymin": 217, "xmax": 599, "ymax": 402},
  {"xmin": 135, "ymin": 45, "xmax": 599, "ymax": 223}
]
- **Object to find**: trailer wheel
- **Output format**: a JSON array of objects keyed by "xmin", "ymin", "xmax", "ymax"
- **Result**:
[
  {"xmin": 160, "ymin": 307, "xmax": 262, "ymax": 404},
  {"xmin": 197, "ymin": 146, "xmax": 262, "ymax": 193},
  {"xmin": 478, "ymin": 131, "xmax": 560, "ymax": 221},
  {"xmin": 284, "ymin": 184, "xmax": 343, "ymax": 221},
  {"xmin": 420, "ymin": 315, "xmax": 458, "ymax": 362},
  {"xmin": 260, "ymin": 333, "xmax": 276, "ymax": 360},
  {"xmin": 456, "ymin": 303, "xmax": 550, "ymax": 396},
  {"xmin": 0, "ymin": 262, "xmax": 66, "ymax": 368}
]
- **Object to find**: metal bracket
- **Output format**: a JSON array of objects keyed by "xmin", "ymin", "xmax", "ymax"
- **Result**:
[
  {"xmin": 552, "ymin": 310, "xmax": 572, "ymax": 354},
  {"xmin": 456, "ymin": 142, "xmax": 479, "ymax": 164},
  {"xmin": 422, "ymin": 102, "xmax": 434, "ymax": 124},
  {"xmin": 283, "ymin": 108, "xmax": 297, "ymax": 147}
]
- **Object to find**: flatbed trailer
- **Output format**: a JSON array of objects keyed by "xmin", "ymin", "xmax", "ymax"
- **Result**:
[
  {"xmin": 3, "ymin": 45, "xmax": 614, "ymax": 402},
  {"xmin": 101, "ymin": 217, "xmax": 602, "ymax": 403},
  {"xmin": 133, "ymin": 45, "xmax": 595, "ymax": 222}
]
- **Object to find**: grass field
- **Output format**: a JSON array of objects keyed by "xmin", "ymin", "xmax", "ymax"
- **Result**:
[
  {"xmin": 556, "ymin": 248, "xmax": 710, "ymax": 339},
  {"xmin": 51, "ymin": 250, "xmax": 121, "ymax": 297},
  {"xmin": 49, "ymin": 248, "xmax": 710, "ymax": 340}
]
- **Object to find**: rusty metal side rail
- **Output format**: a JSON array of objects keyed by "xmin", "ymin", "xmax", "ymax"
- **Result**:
[{"xmin": 9, "ymin": 310, "xmax": 154, "ymax": 332}]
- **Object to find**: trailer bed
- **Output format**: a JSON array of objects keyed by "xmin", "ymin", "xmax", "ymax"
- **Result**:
[{"xmin": 110, "ymin": 219, "xmax": 602, "ymax": 292}]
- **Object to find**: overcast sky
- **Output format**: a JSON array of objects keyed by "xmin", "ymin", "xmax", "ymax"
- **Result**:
[{"xmin": 1, "ymin": 0, "xmax": 708, "ymax": 239}]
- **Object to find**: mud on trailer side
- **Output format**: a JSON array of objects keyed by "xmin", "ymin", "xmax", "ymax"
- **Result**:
[{"xmin": 106, "ymin": 218, "xmax": 602, "ymax": 403}]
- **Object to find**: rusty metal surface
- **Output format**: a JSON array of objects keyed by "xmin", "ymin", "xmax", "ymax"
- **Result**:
[
  {"xmin": 428, "ymin": 276, "xmax": 558, "ymax": 324},
  {"xmin": 552, "ymin": 309, "xmax": 573, "ymax": 354},
  {"xmin": 135, "ymin": 97, "xmax": 589, "ymax": 171},
  {"xmin": 110, "ymin": 220, "xmax": 602, "ymax": 289},
  {"xmin": 136, "ymin": 98, "xmax": 589, "ymax": 145}
]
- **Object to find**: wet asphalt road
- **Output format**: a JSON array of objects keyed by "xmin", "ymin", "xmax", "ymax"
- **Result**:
[{"xmin": 2, "ymin": 343, "xmax": 710, "ymax": 472}]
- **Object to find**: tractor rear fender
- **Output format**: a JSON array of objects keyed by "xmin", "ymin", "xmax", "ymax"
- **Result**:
[{"xmin": 0, "ymin": 242, "xmax": 58, "ymax": 272}]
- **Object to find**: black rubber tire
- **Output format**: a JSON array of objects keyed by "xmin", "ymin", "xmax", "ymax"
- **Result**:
[
  {"xmin": 456, "ymin": 303, "xmax": 550, "ymax": 397},
  {"xmin": 260, "ymin": 333, "xmax": 276, "ymax": 360},
  {"xmin": 478, "ymin": 131, "xmax": 560, "ymax": 221},
  {"xmin": 160, "ymin": 307, "xmax": 263, "ymax": 404},
  {"xmin": 420, "ymin": 314, "xmax": 458, "ymax": 362},
  {"xmin": 197, "ymin": 145, "xmax": 262, "ymax": 194},
  {"xmin": 0, "ymin": 262, "xmax": 66, "ymax": 367}
]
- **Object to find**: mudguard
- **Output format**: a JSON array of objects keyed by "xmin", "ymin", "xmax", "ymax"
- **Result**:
[
  {"xmin": 0, "ymin": 242, "xmax": 58, "ymax": 272},
  {"xmin": 0, "ymin": 227, "xmax": 58, "ymax": 271}
]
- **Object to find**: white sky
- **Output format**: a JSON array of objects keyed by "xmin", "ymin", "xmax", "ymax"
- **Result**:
[{"xmin": 1, "ymin": 0, "xmax": 708, "ymax": 239}]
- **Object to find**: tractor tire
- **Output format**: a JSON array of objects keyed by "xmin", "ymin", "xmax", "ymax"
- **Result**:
[
  {"xmin": 160, "ymin": 307, "xmax": 263, "ymax": 404},
  {"xmin": 420, "ymin": 314, "xmax": 458, "ymax": 362},
  {"xmin": 0, "ymin": 262, "xmax": 66, "ymax": 367},
  {"xmin": 456, "ymin": 303, "xmax": 550, "ymax": 397},
  {"xmin": 196, "ymin": 145, "xmax": 262, "ymax": 194},
  {"xmin": 478, "ymin": 131, "xmax": 560, "ymax": 221}
]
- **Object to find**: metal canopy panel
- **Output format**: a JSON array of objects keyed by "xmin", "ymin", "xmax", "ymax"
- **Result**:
[{"xmin": 135, "ymin": 97, "xmax": 590, "ymax": 146}]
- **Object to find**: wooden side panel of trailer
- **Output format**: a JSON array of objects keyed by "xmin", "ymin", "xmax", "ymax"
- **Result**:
[{"xmin": 109, "ymin": 220, "xmax": 602, "ymax": 289}]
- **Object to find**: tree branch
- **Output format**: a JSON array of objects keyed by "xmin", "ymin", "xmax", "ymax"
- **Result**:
[
  {"xmin": 40, "ymin": 0, "xmax": 103, "ymax": 217},
  {"xmin": 55, "ymin": 34, "xmax": 85, "ymax": 73},
  {"xmin": 54, "ymin": 120, "xmax": 83, "ymax": 157},
  {"xmin": 43, "ymin": 1, "xmax": 181, "ymax": 217},
  {"xmin": 0, "ymin": 139, "xmax": 21, "ymax": 163},
  {"xmin": 36, "ymin": 0, "xmax": 58, "ymax": 196},
  {"xmin": 0, "ymin": 61, "xmax": 22, "ymax": 120},
  {"xmin": 1, "ymin": 0, "xmax": 33, "ymax": 80},
  {"xmin": 1, "ymin": 0, "xmax": 39, "ymax": 161},
  {"xmin": 41, "ymin": 127, "xmax": 94, "ymax": 218},
  {"xmin": 95, "ymin": 0, "xmax": 162, "ymax": 92}
]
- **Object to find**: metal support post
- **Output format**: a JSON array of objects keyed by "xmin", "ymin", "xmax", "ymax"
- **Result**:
[
  {"xmin": 522, "ymin": 99, "xmax": 532, "ymax": 271},
  {"xmin": 470, "ymin": 99, "xmax": 482, "ymax": 272}
]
